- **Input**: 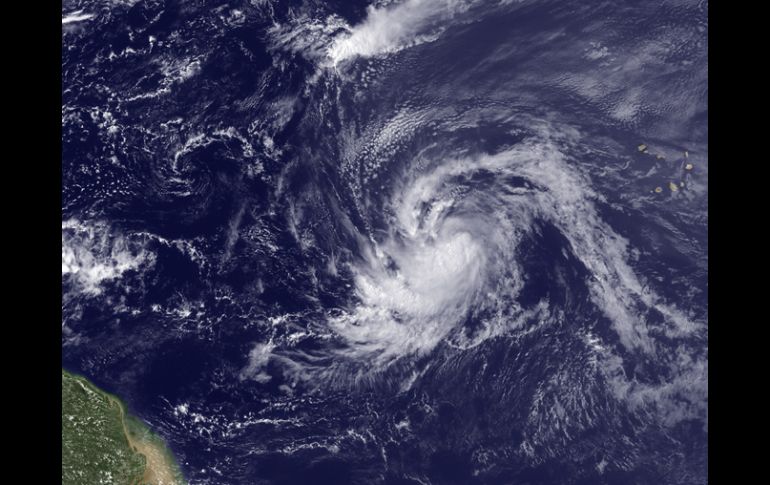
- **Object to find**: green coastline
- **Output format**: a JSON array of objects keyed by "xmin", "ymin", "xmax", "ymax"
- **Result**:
[{"xmin": 62, "ymin": 369, "xmax": 186, "ymax": 485}]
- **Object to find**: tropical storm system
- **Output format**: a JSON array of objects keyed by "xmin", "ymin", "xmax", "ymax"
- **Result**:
[{"xmin": 62, "ymin": 1, "xmax": 708, "ymax": 484}]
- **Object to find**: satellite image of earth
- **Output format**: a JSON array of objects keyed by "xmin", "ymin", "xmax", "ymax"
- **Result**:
[{"xmin": 61, "ymin": 0, "xmax": 708, "ymax": 484}]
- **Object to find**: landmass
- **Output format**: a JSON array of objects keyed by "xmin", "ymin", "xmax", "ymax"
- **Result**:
[{"xmin": 62, "ymin": 369, "xmax": 185, "ymax": 485}]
